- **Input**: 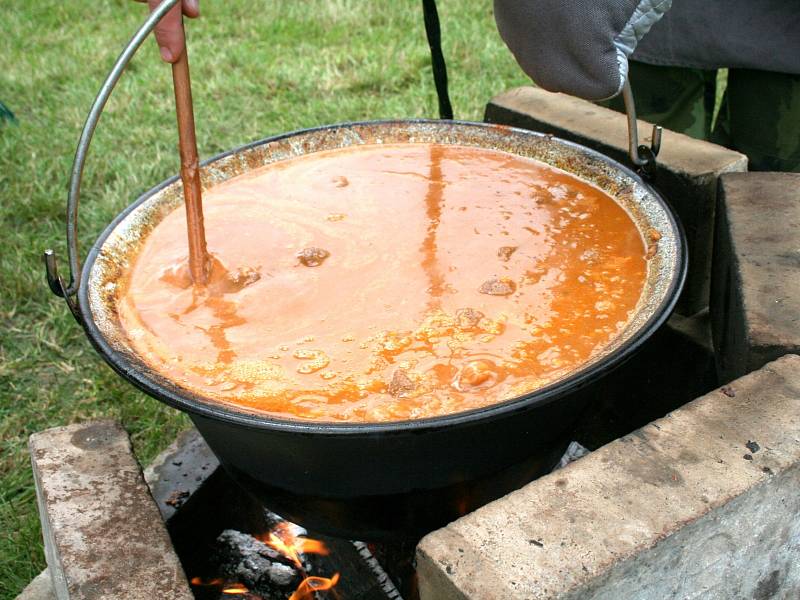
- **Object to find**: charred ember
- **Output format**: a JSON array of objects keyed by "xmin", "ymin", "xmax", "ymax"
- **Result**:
[
  {"xmin": 184, "ymin": 502, "xmax": 403, "ymax": 599},
  {"xmin": 213, "ymin": 529, "xmax": 301, "ymax": 599}
]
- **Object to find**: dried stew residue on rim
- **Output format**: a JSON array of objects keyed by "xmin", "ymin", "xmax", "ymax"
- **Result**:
[{"xmin": 116, "ymin": 143, "xmax": 649, "ymax": 422}]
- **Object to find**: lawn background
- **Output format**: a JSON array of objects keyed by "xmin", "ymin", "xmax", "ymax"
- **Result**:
[{"xmin": 0, "ymin": 1, "xmax": 528, "ymax": 596}]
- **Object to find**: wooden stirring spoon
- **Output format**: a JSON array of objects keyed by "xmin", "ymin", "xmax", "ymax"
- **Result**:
[{"xmin": 171, "ymin": 17, "xmax": 208, "ymax": 285}]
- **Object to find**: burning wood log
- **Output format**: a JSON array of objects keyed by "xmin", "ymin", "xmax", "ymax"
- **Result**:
[
  {"xmin": 191, "ymin": 511, "xmax": 383, "ymax": 599},
  {"xmin": 213, "ymin": 529, "xmax": 302, "ymax": 599}
]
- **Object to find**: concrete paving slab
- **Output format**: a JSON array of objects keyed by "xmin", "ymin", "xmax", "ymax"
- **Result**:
[
  {"xmin": 711, "ymin": 172, "xmax": 800, "ymax": 383},
  {"xmin": 417, "ymin": 355, "xmax": 800, "ymax": 600},
  {"xmin": 29, "ymin": 420, "xmax": 194, "ymax": 600},
  {"xmin": 485, "ymin": 86, "xmax": 748, "ymax": 314}
]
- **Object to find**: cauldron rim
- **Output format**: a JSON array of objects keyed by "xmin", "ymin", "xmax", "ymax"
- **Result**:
[{"xmin": 78, "ymin": 118, "xmax": 687, "ymax": 435}]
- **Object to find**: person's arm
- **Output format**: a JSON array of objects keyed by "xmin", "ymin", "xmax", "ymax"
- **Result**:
[
  {"xmin": 135, "ymin": 0, "xmax": 200, "ymax": 63},
  {"xmin": 494, "ymin": 0, "xmax": 671, "ymax": 101}
]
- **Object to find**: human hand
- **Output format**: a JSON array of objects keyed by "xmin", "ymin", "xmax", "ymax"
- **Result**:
[{"xmin": 135, "ymin": 0, "xmax": 200, "ymax": 63}]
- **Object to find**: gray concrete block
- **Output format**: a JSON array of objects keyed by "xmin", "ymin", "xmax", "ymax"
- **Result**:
[
  {"xmin": 485, "ymin": 86, "xmax": 748, "ymax": 314},
  {"xmin": 29, "ymin": 420, "xmax": 194, "ymax": 600},
  {"xmin": 711, "ymin": 172, "xmax": 800, "ymax": 384},
  {"xmin": 21, "ymin": 428, "xmax": 215, "ymax": 598},
  {"xmin": 15, "ymin": 569, "xmax": 55, "ymax": 600},
  {"xmin": 417, "ymin": 355, "xmax": 800, "ymax": 600}
]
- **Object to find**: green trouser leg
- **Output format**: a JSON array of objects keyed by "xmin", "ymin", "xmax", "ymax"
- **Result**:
[
  {"xmin": 715, "ymin": 69, "xmax": 800, "ymax": 172},
  {"xmin": 599, "ymin": 61, "xmax": 717, "ymax": 141}
]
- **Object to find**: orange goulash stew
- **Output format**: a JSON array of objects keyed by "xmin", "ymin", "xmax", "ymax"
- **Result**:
[{"xmin": 117, "ymin": 143, "xmax": 648, "ymax": 422}]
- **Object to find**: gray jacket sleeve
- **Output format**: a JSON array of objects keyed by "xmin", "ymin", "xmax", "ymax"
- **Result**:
[{"xmin": 494, "ymin": 0, "xmax": 672, "ymax": 101}]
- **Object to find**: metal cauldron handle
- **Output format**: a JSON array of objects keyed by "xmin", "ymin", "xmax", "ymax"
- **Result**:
[
  {"xmin": 622, "ymin": 78, "xmax": 662, "ymax": 177},
  {"xmin": 44, "ymin": 0, "xmax": 182, "ymax": 320}
]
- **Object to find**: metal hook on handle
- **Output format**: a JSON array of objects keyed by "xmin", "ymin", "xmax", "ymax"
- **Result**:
[
  {"xmin": 621, "ymin": 78, "xmax": 662, "ymax": 177},
  {"xmin": 44, "ymin": 249, "xmax": 82, "ymax": 321},
  {"xmin": 44, "ymin": 0, "xmax": 182, "ymax": 313}
]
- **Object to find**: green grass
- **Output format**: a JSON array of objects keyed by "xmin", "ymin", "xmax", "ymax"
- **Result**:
[{"xmin": 0, "ymin": 1, "xmax": 527, "ymax": 596}]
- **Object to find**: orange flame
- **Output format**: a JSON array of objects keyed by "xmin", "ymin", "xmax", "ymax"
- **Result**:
[
  {"xmin": 190, "ymin": 577, "xmax": 224, "ymax": 587},
  {"xmin": 289, "ymin": 573, "xmax": 340, "ymax": 600},
  {"xmin": 222, "ymin": 583, "xmax": 249, "ymax": 595},
  {"xmin": 190, "ymin": 577, "xmax": 250, "ymax": 596},
  {"xmin": 192, "ymin": 522, "xmax": 338, "ymax": 599},
  {"xmin": 256, "ymin": 522, "xmax": 330, "ymax": 569}
]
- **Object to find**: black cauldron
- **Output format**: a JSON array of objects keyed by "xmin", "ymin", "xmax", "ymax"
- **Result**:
[{"xmin": 46, "ymin": 2, "xmax": 685, "ymax": 541}]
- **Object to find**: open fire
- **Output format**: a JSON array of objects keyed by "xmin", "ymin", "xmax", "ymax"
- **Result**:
[
  {"xmin": 221, "ymin": 583, "xmax": 248, "ymax": 596},
  {"xmin": 257, "ymin": 522, "xmax": 331, "ymax": 569},
  {"xmin": 289, "ymin": 574, "xmax": 341, "ymax": 600},
  {"xmin": 190, "ymin": 519, "xmax": 340, "ymax": 599}
]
